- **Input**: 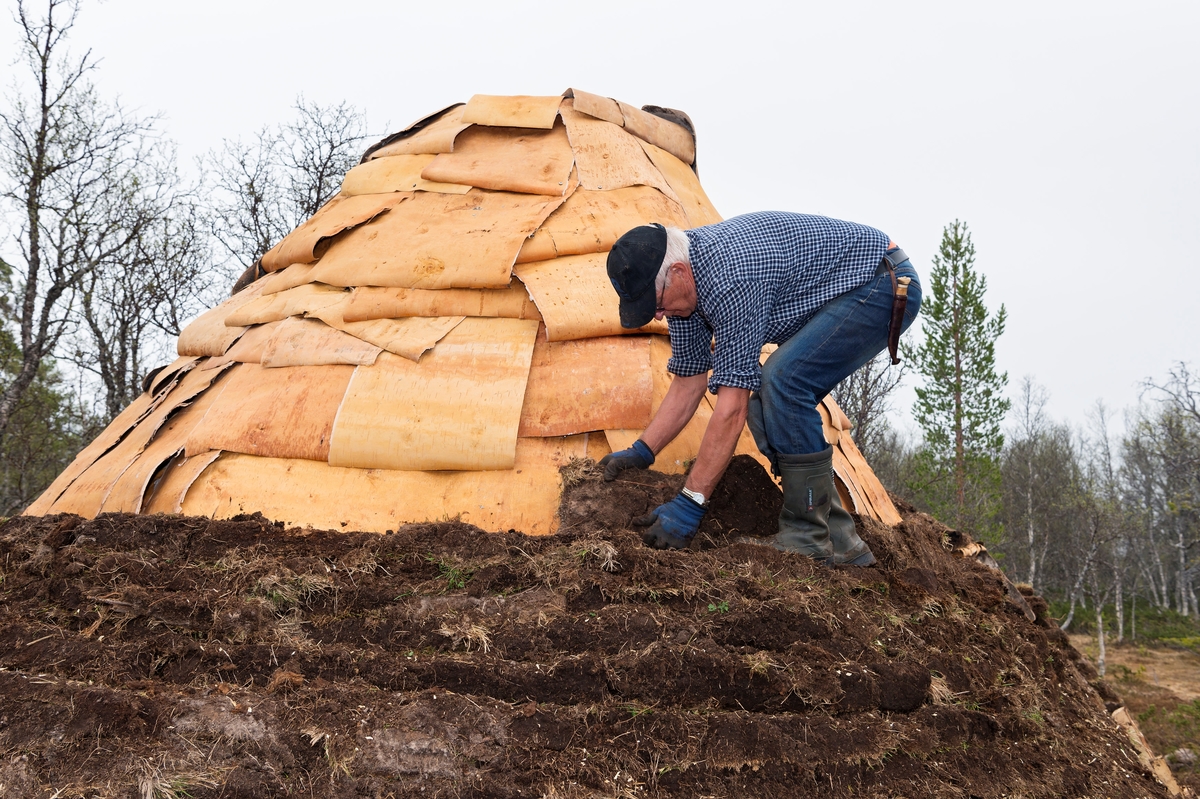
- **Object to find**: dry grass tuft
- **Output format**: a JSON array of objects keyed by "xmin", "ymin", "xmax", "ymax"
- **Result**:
[
  {"xmin": 255, "ymin": 572, "xmax": 334, "ymax": 609},
  {"xmin": 559, "ymin": 457, "xmax": 602, "ymax": 489},
  {"xmin": 336, "ymin": 546, "xmax": 380, "ymax": 576},
  {"xmin": 579, "ymin": 540, "xmax": 621, "ymax": 573},
  {"xmin": 266, "ymin": 668, "xmax": 305, "ymax": 693},
  {"xmin": 742, "ymin": 651, "xmax": 780, "ymax": 677},
  {"xmin": 928, "ymin": 673, "xmax": 954, "ymax": 704},
  {"xmin": 438, "ymin": 617, "xmax": 493, "ymax": 653},
  {"xmin": 134, "ymin": 756, "xmax": 221, "ymax": 799},
  {"xmin": 271, "ymin": 607, "xmax": 314, "ymax": 650},
  {"xmin": 511, "ymin": 543, "xmax": 581, "ymax": 589}
]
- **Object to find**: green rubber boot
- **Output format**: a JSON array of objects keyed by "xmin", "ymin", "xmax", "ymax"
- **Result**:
[
  {"xmin": 827, "ymin": 486, "xmax": 876, "ymax": 567},
  {"xmin": 761, "ymin": 447, "xmax": 838, "ymax": 559},
  {"xmin": 738, "ymin": 446, "xmax": 876, "ymax": 566}
]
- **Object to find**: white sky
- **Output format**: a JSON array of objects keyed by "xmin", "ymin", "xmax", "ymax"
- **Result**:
[{"xmin": 6, "ymin": 0, "xmax": 1199, "ymax": 433}]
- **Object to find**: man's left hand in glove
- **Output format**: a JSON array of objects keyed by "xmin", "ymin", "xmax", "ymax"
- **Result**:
[{"xmin": 634, "ymin": 491, "xmax": 706, "ymax": 550}]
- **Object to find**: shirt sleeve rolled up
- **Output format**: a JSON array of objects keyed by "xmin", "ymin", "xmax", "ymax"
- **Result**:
[
  {"xmin": 705, "ymin": 281, "xmax": 770, "ymax": 392},
  {"xmin": 666, "ymin": 314, "xmax": 712, "ymax": 377}
]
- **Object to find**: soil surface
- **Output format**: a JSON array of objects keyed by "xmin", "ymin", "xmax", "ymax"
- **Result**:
[{"xmin": 0, "ymin": 456, "xmax": 1172, "ymax": 798}]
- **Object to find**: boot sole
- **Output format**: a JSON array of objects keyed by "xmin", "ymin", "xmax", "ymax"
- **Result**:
[{"xmin": 831, "ymin": 551, "xmax": 877, "ymax": 567}]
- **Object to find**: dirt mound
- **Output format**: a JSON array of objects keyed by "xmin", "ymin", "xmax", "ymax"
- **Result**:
[{"xmin": 0, "ymin": 456, "xmax": 1169, "ymax": 797}]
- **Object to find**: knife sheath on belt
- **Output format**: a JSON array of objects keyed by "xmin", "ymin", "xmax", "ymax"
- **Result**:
[{"xmin": 888, "ymin": 276, "xmax": 911, "ymax": 365}]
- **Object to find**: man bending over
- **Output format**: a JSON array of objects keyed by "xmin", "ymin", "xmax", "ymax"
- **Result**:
[{"xmin": 600, "ymin": 213, "xmax": 921, "ymax": 566}]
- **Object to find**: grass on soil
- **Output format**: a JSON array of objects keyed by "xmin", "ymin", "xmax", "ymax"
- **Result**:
[{"xmin": 0, "ymin": 455, "xmax": 1179, "ymax": 798}]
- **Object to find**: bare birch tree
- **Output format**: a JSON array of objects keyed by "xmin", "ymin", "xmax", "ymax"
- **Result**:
[
  {"xmin": 205, "ymin": 97, "xmax": 369, "ymax": 276},
  {"xmin": 0, "ymin": 0, "xmax": 169, "ymax": 435},
  {"xmin": 1007, "ymin": 377, "xmax": 1050, "ymax": 587},
  {"xmin": 999, "ymin": 378, "xmax": 1083, "ymax": 593},
  {"xmin": 69, "ymin": 178, "xmax": 212, "ymax": 419},
  {"xmin": 1123, "ymin": 366, "xmax": 1200, "ymax": 616}
]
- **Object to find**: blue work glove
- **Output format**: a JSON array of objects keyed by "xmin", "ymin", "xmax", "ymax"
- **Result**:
[
  {"xmin": 634, "ymin": 492, "xmax": 706, "ymax": 550},
  {"xmin": 598, "ymin": 439, "xmax": 655, "ymax": 481}
]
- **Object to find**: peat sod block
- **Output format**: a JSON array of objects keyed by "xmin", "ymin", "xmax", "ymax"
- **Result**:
[{"xmin": 0, "ymin": 456, "xmax": 1172, "ymax": 797}]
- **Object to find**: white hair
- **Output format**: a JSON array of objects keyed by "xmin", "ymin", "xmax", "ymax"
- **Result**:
[{"xmin": 655, "ymin": 227, "xmax": 691, "ymax": 292}]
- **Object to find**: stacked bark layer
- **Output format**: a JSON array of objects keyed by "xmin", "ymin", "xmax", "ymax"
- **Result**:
[{"xmin": 27, "ymin": 90, "xmax": 901, "ymax": 533}]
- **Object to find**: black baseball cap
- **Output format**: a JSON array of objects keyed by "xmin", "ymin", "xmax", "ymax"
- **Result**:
[{"xmin": 607, "ymin": 223, "xmax": 667, "ymax": 328}]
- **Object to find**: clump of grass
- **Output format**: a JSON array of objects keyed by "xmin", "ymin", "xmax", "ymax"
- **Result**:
[
  {"xmin": 424, "ymin": 554, "xmax": 472, "ymax": 591},
  {"xmin": 577, "ymin": 540, "xmax": 620, "ymax": 572},
  {"xmin": 742, "ymin": 651, "xmax": 779, "ymax": 677},
  {"xmin": 254, "ymin": 572, "xmax": 333, "ymax": 609},
  {"xmin": 437, "ymin": 617, "xmax": 492, "ymax": 652},
  {"xmin": 1167, "ymin": 700, "xmax": 1200, "ymax": 738},
  {"xmin": 621, "ymin": 701, "xmax": 657, "ymax": 718},
  {"xmin": 1047, "ymin": 599, "xmax": 1200, "ymax": 644},
  {"xmin": 928, "ymin": 673, "xmax": 953, "ymax": 704},
  {"xmin": 271, "ymin": 607, "xmax": 314, "ymax": 650},
  {"xmin": 1165, "ymin": 635, "xmax": 1200, "ymax": 653},
  {"xmin": 335, "ymin": 546, "xmax": 380, "ymax": 576},
  {"xmin": 1112, "ymin": 663, "xmax": 1146, "ymax": 683},
  {"xmin": 133, "ymin": 756, "xmax": 220, "ymax": 799},
  {"xmin": 560, "ymin": 457, "xmax": 602, "ymax": 489}
]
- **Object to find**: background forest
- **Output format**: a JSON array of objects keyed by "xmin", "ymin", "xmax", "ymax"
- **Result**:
[
  {"xmin": 834, "ymin": 224, "xmax": 1200, "ymax": 670},
  {"xmin": 1, "ymin": 0, "xmax": 1196, "ymax": 655}
]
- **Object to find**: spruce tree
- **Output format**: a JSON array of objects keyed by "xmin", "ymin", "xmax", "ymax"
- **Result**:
[{"xmin": 911, "ymin": 221, "xmax": 1010, "ymax": 539}]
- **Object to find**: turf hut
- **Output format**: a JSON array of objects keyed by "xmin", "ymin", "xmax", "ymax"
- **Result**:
[{"xmin": 26, "ymin": 91, "xmax": 900, "ymax": 534}]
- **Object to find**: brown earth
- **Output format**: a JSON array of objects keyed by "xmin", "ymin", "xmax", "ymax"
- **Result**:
[{"xmin": 0, "ymin": 456, "xmax": 1172, "ymax": 798}]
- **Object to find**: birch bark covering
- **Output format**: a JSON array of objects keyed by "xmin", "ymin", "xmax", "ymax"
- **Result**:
[
  {"xmin": 341, "ymin": 154, "xmax": 471, "ymax": 196},
  {"xmin": 342, "ymin": 285, "xmax": 539, "ymax": 323},
  {"xmin": 183, "ymin": 363, "xmax": 354, "ymax": 462}
]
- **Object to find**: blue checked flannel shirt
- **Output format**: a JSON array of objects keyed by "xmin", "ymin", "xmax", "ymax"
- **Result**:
[{"xmin": 667, "ymin": 212, "xmax": 890, "ymax": 393}]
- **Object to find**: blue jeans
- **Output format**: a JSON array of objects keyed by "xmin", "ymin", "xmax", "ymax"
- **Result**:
[{"xmin": 747, "ymin": 260, "xmax": 922, "ymax": 463}]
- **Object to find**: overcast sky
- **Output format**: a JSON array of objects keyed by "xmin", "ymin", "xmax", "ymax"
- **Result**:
[{"xmin": 5, "ymin": 0, "xmax": 1199, "ymax": 435}]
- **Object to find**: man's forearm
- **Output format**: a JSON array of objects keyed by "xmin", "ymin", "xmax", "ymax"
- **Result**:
[
  {"xmin": 685, "ymin": 386, "xmax": 750, "ymax": 497},
  {"xmin": 641, "ymin": 372, "xmax": 708, "ymax": 454}
]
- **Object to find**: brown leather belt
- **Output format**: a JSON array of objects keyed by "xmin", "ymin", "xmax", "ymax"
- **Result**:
[{"xmin": 881, "ymin": 247, "xmax": 912, "ymax": 365}]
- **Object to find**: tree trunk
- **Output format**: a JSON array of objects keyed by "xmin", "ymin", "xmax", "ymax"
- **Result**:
[
  {"xmin": 1060, "ymin": 536, "xmax": 1098, "ymax": 632},
  {"xmin": 1139, "ymin": 567, "xmax": 1153, "ymax": 612},
  {"xmin": 1061, "ymin": 595, "xmax": 1077, "ymax": 632},
  {"xmin": 1096, "ymin": 606, "xmax": 1106, "ymax": 678},
  {"xmin": 1115, "ymin": 570, "xmax": 1124, "ymax": 643},
  {"xmin": 1026, "ymin": 449, "xmax": 1037, "ymax": 588},
  {"xmin": 1131, "ymin": 590, "xmax": 1136, "ymax": 641},
  {"xmin": 1178, "ymin": 530, "xmax": 1189, "ymax": 616},
  {"xmin": 951, "ymin": 268, "xmax": 965, "ymax": 524},
  {"xmin": 1036, "ymin": 536, "xmax": 1051, "ymax": 597},
  {"xmin": 1153, "ymin": 540, "xmax": 1170, "ymax": 608}
]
